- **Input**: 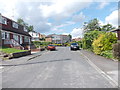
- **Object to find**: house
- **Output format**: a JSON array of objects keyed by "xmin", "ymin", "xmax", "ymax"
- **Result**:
[
  {"xmin": 110, "ymin": 28, "xmax": 120, "ymax": 41},
  {"xmin": 72, "ymin": 38, "xmax": 82, "ymax": 42},
  {"xmin": 39, "ymin": 33, "xmax": 46, "ymax": 41},
  {"xmin": 60, "ymin": 35, "xmax": 71, "ymax": 43},
  {"xmin": 29, "ymin": 31, "xmax": 40, "ymax": 41},
  {"xmin": 45, "ymin": 34, "xmax": 53, "ymax": 42},
  {"xmin": 0, "ymin": 14, "xmax": 31, "ymax": 50},
  {"xmin": 45, "ymin": 34, "xmax": 71, "ymax": 44},
  {"xmin": 29, "ymin": 31, "xmax": 46, "ymax": 41}
]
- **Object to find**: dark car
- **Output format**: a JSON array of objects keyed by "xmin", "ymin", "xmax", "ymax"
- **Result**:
[
  {"xmin": 70, "ymin": 43, "xmax": 79, "ymax": 50},
  {"xmin": 47, "ymin": 44, "xmax": 56, "ymax": 51}
]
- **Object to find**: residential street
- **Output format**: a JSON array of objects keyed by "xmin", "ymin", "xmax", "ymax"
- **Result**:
[{"xmin": 1, "ymin": 47, "xmax": 118, "ymax": 88}]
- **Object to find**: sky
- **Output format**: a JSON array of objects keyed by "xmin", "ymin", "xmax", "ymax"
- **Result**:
[{"xmin": 0, "ymin": 0, "xmax": 119, "ymax": 38}]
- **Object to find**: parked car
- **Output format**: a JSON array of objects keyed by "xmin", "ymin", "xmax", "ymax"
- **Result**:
[
  {"xmin": 70, "ymin": 43, "xmax": 79, "ymax": 50},
  {"xmin": 47, "ymin": 44, "xmax": 56, "ymax": 51}
]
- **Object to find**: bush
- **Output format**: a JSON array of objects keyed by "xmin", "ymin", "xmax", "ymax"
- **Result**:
[
  {"xmin": 100, "ymin": 50, "xmax": 113, "ymax": 59},
  {"xmin": 82, "ymin": 30, "xmax": 104, "ymax": 50},
  {"xmin": 92, "ymin": 32, "xmax": 117, "ymax": 55},
  {"xmin": 113, "ymin": 41, "xmax": 120, "ymax": 61},
  {"xmin": 32, "ymin": 41, "xmax": 52, "ymax": 48}
]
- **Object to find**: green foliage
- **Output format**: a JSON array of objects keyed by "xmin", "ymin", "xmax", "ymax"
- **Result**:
[
  {"xmin": 100, "ymin": 50, "xmax": 114, "ymax": 59},
  {"xmin": 92, "ymin": 32, "xmax": 117, "ymax": 55},
  {"xmin": 17, "ymin": 18, "xmax": 34, "ymax": 32},
  {"xmin": 54, "ymin": 44, "xmax": 63, "ymax": 46},
  {"xmin": 83, "ymin": 18, "xmax": 101, "ymax": 32},
  {"xmin": 101, "ymin": 24, "xmax": 116, "ymax": 31},
  {"xmin": 113, "ymin": 41, "xmax": 120, "ymax": 61},
  {"xmin": 0, "ymin": 47, "xmax": 28, "ymax": 54},
  {"xmin": 32, "ymin": 41, "xmax": 52, "ymax": 47},
  {"xmin": 27, "ymin": 25, "xmax": 34, "ymax": 32},
  {"xmin": 82, "ymin": 30, "xmax": 103, "ymax": 50}
]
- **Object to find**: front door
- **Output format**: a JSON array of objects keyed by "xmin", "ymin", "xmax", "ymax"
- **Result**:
[{"xmin": 20, "ymin": 35, "xmax": 23, "ymax": 44}]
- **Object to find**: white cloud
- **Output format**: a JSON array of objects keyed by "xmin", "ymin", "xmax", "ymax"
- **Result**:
[
  {"xmin": 72, "ymin": 12, "xmax": 86, "ymax": 22},
  {"xmin": 71, "ymin": 28, "xmax": 83, "ymax": 39},
  {"xmin": 0, "ymin": 0, "xmax": 92, "ymax": 33},
  {"xmin": 105, "ymin": 10, "xmax": 118, "ymax": 27}
]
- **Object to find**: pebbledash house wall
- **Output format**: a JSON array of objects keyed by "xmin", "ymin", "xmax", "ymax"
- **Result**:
[{"xmin": 0, "ymin": 15, "xmax": 31, "ymax": 50}]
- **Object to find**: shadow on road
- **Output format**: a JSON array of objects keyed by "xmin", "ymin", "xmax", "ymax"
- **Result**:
[{"xmin": 1, "ymin": 58, "xmax": 71, "ymax": 67}]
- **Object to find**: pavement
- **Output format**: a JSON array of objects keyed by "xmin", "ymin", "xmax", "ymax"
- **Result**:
[
  {"xmin": 0, "ymin": 47, "xmax": 119, "ymax": 88},
  {"xmin": 80, "ymin": 49, "xmax": 118, "ymax": 84}
]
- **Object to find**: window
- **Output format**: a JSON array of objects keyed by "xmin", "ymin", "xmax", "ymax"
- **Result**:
[
  {"xmin": 12, "ymin": 22, "xmax": 18, "ymax": 29},
  {"xmin": 0, "ymin": 17, "xmax": 7, "ymax": 25},
  {"xmin": 13, "ymin": 34, "xmax": 18, "ymax": 41},
  {"xmin": 2, "ymin": 31, "xmax": 5, "ymax": 39},
  {"xmin": 2, "ymin": 31, "xmax": 9, "ymax": 39},
  {"xmin": 24, "ymin": 36, "xmax": 29, "ymax": 42},
  {"xmin": 5, "ymin": 32, "xmax": 9, "ymax": 39}
]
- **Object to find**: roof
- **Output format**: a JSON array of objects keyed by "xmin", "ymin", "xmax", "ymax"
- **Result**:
[
  {"xmin": 1, "ymin": 15, "xmax": 31, "ymax": 37},
  {"xmin": 2, "ymin": 27, "xmax": 31, "ymax": 37},
  {"xmin": 109, "ymin": 29, "xmax": 120, "ymax": 32}
]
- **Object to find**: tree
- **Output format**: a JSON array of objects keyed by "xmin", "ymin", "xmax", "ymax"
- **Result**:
[
  {"xmin": 101, "ymin": 23, "xmax": 116, "ymax": 31},
  {"xmin": 68, "ymin": 34, "xmax": 72, "ymax": 42},
  {"xmin": 26, "ymin": 25, "xmax": 34, "ymax": 32},
  {"xmin": 83, "ymin": 18, "xmax": 101, "ymax": 33},
  {"xmin": 82, "ymin": 30, "xmax": 103, "ymax": 50},
  {"xmin": 17, "ymin": 18, "xmax": 28, "ymax": 26},
  {"xmin": 17, "ymin": 18, "xmax": 34, "ymax": 32}
]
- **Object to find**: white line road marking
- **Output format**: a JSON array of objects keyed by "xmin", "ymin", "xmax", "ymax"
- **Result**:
[{"xmin": 79, "ymin": 51, "xmax": 118, "ymax": 87}]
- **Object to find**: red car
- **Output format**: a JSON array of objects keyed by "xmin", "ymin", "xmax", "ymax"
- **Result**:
[{"xmin": 47, "ymin": 44, "xmax": 56, "ymax": 51}]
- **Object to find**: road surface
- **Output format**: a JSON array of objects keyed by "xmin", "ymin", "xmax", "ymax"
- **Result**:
[{"xmin": 2, "ymin": 47, "xmax": 118, "ymax": 88}]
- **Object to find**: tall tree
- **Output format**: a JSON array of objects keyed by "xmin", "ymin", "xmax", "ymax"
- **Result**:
[
  {"xmin": 83, "ymin": 18, "xmax": 101, "ymax": 33},
  {"xmin": 68, "ymin": 34, "xmax": 72, "ymax": 42},
  {"xmin": 101, "ymin": 23, "xmax": 116, "ymax": 31},
  {"xmin": 17, "ymin": 18, "xmax": 34, "ymax": 32},
  {"xmin": 27, "ymin": 25, "xmax": 34, "ymax": 32}
]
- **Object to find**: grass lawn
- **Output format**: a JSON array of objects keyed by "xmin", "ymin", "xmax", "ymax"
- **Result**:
[{"xmin": 0, "ymin": 47, "xmax": 28, "ymax": 54}]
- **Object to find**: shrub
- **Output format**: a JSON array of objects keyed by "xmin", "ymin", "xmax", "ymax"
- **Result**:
[
  {"xmin": 82, "ymin": 30, "xmax": 104, "ymax": 50},
  {"xmin": 113, "ymin": 41, "xmax": 120, "ymax": 61},
  {"xmin": 92, "ymin": 32, "xmax": 117, "ymax": 55},
  {"xmin": 32, "ymin": 41, "xmax": 52, "ymax": 47},
  {"xmin": 100, "ymin": 50, "xmax": 113, "ymax": 59}
]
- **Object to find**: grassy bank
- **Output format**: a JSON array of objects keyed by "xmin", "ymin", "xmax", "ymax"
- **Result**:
[{"xmin": 0, "ymin": 47, "xmax": 28, "ymax": 54}]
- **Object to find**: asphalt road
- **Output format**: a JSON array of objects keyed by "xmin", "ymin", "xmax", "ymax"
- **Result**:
[{"xmin": 2, "ymin": 47, "xmax": 118, "ymax": 88}]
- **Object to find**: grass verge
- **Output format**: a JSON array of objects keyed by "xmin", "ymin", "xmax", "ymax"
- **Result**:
[{"xmin": 0, "ymin": 47, "xmax": 28, "ymax": 54}]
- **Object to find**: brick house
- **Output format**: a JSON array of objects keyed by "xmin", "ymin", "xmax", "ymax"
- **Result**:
[
  {"xmin": 45, "ymin": 34, "xmax": 71, "ymax": 44},
  {"xmin": 0, "ymin": 15, "xmax": 31, "ymax": 50}
]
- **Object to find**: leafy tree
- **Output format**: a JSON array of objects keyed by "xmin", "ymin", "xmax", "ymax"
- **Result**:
[
  {"xmin": 68, "ymin": 34, "xmax": 72, "ymax": 41},
  {"xmin": 17, "ymin": 18, "xmax": 34, "ymax": 32},
  {"xmin": 17, "ymin": 18, "xmax": 28, "ymax": 26},
  {"xmin": 26, "ymin": 25, "xmax": 34, "ymax": 32},
  {"xmin": 92, "ymin": 32, "xmax": 117, "ymax": 55},
  {"xmin": 101, "ymin": 23, "xmax": 116, "ymax": 31},
  {"xmin": 82, "ymin": 30, "xmax": 104, "ymax": 50},
  {"xmin": 83, "ymin": 18, "xmax": 101, "ymax": 33}
]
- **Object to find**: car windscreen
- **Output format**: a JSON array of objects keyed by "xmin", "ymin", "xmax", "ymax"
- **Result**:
[{"xmin": 71, "ymin": 43, "xmax": 77, "ymax": 45}]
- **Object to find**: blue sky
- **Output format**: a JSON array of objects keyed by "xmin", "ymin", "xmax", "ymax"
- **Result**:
[{"xmin": 0, "ymin": 0, "xmax": 118, "ymax": 38}]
